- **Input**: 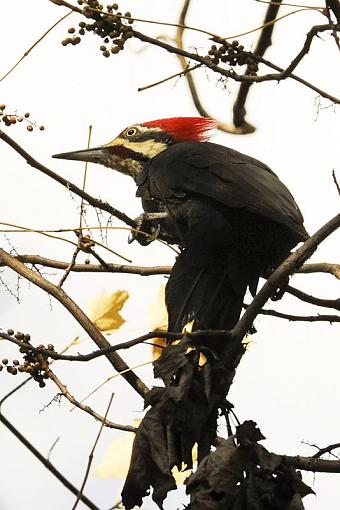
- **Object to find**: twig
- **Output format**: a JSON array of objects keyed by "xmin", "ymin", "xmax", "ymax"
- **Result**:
[
  {"xmin": 0, "ymin": 12, "xmax": 72, "ymax": 83},
  {"xmin": 0, "ymin": 330, "xmax": 167, "ymax": 362},
  {"xmin": 138, "ymin": 63, "xmax": 201, "ymax": 92},
  {"xmin": 312, "ymin": 442, "xmax": 340, "ymax": 459},
  {"xmin": 280, "ymin": 23, "xmax": 337, "ymax": 78},
  {"xmin": 42, "ymin": 362, "xmax": 137, "ymax": 432},
  {"xmin": 79, "ymin": 126, "xmax": 92, "ymax": 230},
  {"xmin": 333, "ymin": 169, "xmax": 340, "ymax": 196},
  {"xmin": 71, "ymin": 393, "xmax": 114, "ymax": 510},
  {"xmin": 286, "ymin": 285, "xmax": 340, "ymax": 311},
  {"xmin": 0, "ymin": 247, "xmax": 149, "ymax": 398},
  {"xmin": 247, "ymin": 306, "xmax": 340, "ymax": 322},
  {"xmin": 58, "ymin": 247, "xmax": 80, "ymax": 287}
]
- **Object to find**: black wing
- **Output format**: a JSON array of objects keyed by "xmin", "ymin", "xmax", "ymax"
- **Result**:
[{"xmin": 137, "ymin": 141, "xmax": 307, "ymax": 240}]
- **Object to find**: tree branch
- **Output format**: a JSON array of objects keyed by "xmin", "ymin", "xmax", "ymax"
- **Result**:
[
  {"xmin": 0, "ymin": 254, "xmax": 172, "ymax": 275},
  {"xmin": 297, "ymin": 262, "xmax": 340, "ymax": 279},
  {"xmin": 247, "ymin": 306, "xmax": 340, "ymax": 323},
  {"xmin": 287, "ymin": 285, "xmax": 340, "ymax": 311}
]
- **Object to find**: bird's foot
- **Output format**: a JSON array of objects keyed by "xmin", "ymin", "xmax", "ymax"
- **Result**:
[{"xmin": 128, "ymin": 212, "xmax": 166, "ymax": 246}]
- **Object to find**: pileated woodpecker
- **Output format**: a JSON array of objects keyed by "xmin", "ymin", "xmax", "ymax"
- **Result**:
[
  {"xmin": 54, "ymin": 118, "xmax": 308, "ymax": 507},
  {"xmin": 53, "ymin": 117, "xmax": 308, "ymax": 336}
]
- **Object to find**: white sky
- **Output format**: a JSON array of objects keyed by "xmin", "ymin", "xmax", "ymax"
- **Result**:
[{"xmin": 0, "ymin": 1, "xmax": 339, "ymax": 509}]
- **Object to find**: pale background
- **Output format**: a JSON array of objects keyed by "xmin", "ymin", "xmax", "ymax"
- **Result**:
[{"xmin": 0, "ymin": 1, "xmax": 339, "ymax": 509}]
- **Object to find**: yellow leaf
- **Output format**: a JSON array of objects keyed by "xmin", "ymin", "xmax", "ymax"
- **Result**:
[
  {"xmin": 87, "ymin": 290, "xmax": 129, "ymax": 334},
  {"xmin": 149, "ymin": 285, "xmax": 168, "ymax": 359}
]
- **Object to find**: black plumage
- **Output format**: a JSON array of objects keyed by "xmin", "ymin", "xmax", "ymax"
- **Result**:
[{"xmin": 136, "ymin": 141, "xmax": 308, "ymax": 333}]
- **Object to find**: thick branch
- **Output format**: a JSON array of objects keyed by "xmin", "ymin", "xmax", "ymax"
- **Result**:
[
  {"xmin": 0, "ymin": 248, "xmax": 149, "ymax": 398},
  {"xmin": 284, "ymin": 454, "xmax": 340, "ymax": 473}
]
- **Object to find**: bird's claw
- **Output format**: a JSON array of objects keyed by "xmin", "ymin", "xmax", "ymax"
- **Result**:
[{"xmin": 128, "ymin": 213, "xmax": 161, "ymax": 246}]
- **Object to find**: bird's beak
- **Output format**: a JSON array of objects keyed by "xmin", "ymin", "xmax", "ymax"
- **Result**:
[{"xmin": 52, "ymin": 146, "xmax": 110, "ymax": 165}]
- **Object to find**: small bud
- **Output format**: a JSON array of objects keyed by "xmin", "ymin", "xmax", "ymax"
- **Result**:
[
  {"xmin": 7, "ymin": 329, "xmax": 14, "ymax": 336},
  {"xmin": 27, "ymin": 125, "xmax": 33, "ymax": 132}
]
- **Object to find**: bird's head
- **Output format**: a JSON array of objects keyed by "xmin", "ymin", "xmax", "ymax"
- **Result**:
[{"xmin": 53, "ymin": 117, "xmax": 216, "ymax": 180}]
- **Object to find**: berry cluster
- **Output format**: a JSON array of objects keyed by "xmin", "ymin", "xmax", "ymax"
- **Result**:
[
  {"xmin": 0, "ymin": 330, "xmax": 53, "ymax": 388},
  {"xmin": 0, "ymin": 105, "xmax": 44, "ymax": 131},
  {"xmin": 206, "ymin": 40, "xmax": 259, "ymax": 75},
  {"xmin": 62, "ymin": 1, "xmax": 134, "ymax": 58}
]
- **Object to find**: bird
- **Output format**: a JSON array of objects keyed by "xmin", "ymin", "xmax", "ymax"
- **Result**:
[
  {"xmin": 53, "ymin": 116, "xmax": 308, "ymax": 340},
  {"xmin": 53, "ymin": 118, "xmax": 309, "ymax": 507}
]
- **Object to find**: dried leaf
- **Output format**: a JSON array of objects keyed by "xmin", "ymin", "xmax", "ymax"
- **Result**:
[{"xmin": 87, "ymin": 290, "xmax": 128, "ymax": 333}]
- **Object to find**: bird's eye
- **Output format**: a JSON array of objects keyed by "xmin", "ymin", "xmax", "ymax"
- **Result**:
[{"xmin": 125, "ymin": 127, "xmax": 138, "ymax": 137}]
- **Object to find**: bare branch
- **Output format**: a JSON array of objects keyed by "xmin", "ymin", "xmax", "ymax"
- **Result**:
[
  {"xmin": 297, "ymin": 262, "xmax": 340, "ymax": 279},
  {"xmin": 39, "ymin": 358, "xmax": 137, "ymax": 433},
  {"xmin": 280, "ymin": 23, "xmax": 337, "ymax": 78},
  {"xmin": 0, "ymin": 254, "xmax": 172, "ymax": 275},
  {"xmin": 284, "ymin": 453, "xmax": 340, "ymax": 473},
  {"xmin": 287, "ymin": 285, "xmax": 340, "ymax": 311},
  {"xmin": 0, "ymin": 330, "xmax": 167, "ymax": 363},
  {"xmin": 312, "ymin": 442, "xmax": 340, "ymax": 458},
  {"xmin": 58, "ymin": 247, "xmax": 80, "ymax": 287},
  {"xmin": 248, "ymin": 306, "xmax": 340, "ymax": 323}
]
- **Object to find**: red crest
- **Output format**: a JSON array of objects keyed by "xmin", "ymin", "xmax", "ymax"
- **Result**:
[{"xmin": 142, "ymin": 117, "xmax": 216, "ymax": 142}]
